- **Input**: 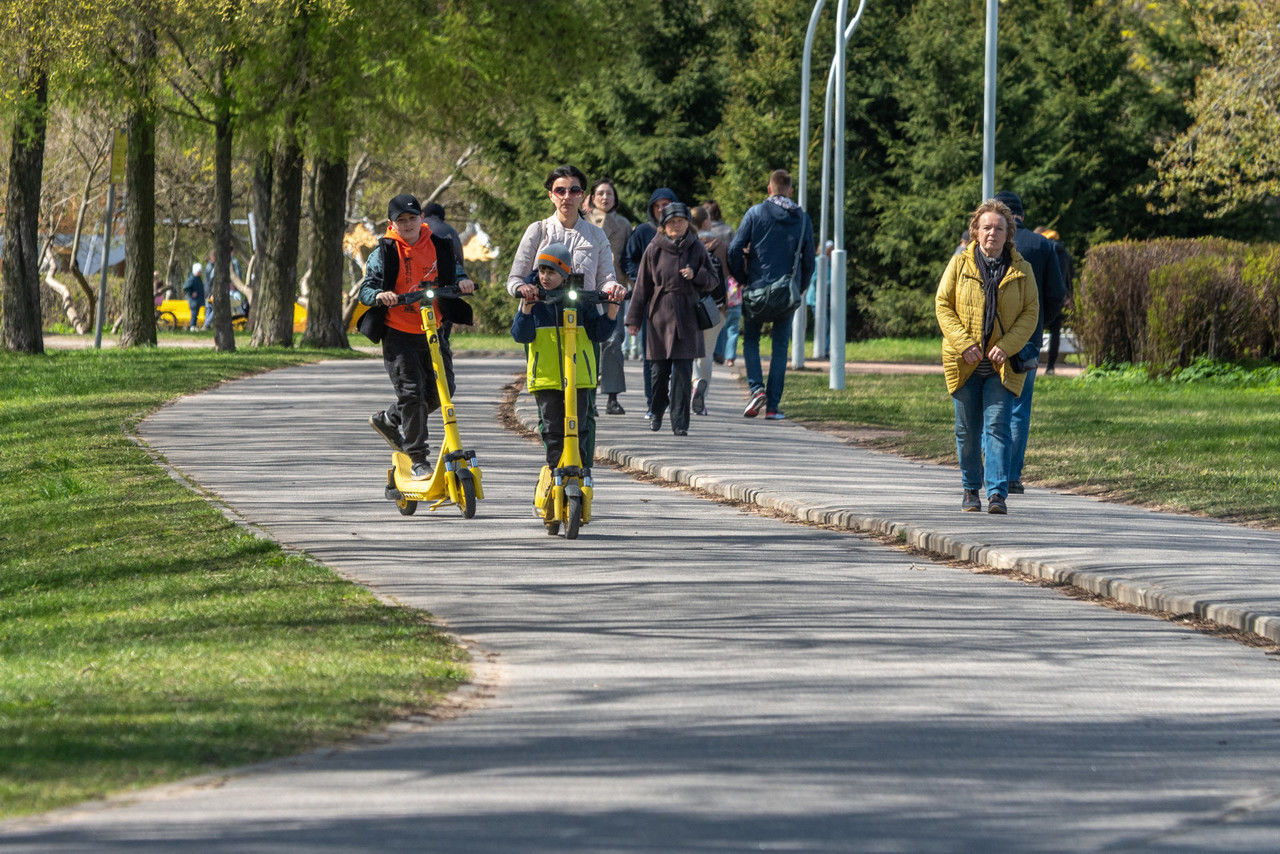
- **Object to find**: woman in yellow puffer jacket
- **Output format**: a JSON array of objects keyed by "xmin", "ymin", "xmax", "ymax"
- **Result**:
[{"xmin": 935, "ymin": 199, "xmax": 1039, "ymax": 515}]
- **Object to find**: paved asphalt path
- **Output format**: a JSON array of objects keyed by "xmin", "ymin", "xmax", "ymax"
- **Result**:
[{"xmin": 4, "ymin": 358, "xmax": 1280, "ymax": 852}]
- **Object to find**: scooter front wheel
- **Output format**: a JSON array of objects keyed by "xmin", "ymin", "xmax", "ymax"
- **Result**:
[
  {"xmin": 565, "ymin": 494, "xmax": 583, "ymax": 540},
  {"xmin": 456, "ymin": 469, "xmax": 477, "ymax": 519}
]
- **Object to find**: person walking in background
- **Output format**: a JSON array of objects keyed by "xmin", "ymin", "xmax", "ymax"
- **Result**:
[
  {"xmin": 936, "ymin": 198, "xmax": 1039, "ymax": 515},
  {"xmin": 584, "ymin": 179, "xmax": 633, "ymax": 415},
  {"xmin": 727, "ymin": 169, "xmax": 815, "ymax": 421},
  {"xmin": 690, "ymin": 205, "xmax": 729, "ymax": 416},
  {"xmin": 701, "ymin": 199, "xmax": 734, "ymax": 245},
  {"xmin": 624, "ymin": 187, "xmax": 679, "ymax": 419},
  {"xmin": 626, "ymin": 202, "xmax": 718, "ymax": 436},
  {"xmin": 992, "ymin": 191, "xmax": 1066, "ymax": 496},
  {"xmin": 182, "ymin": 263, "xmax": 205, "ymax": 331},
  {"xmin": 1034, "ymin": 226, "xmax": 1073, "ymax": 374},
  {"xmin": 422, "ymin": 202, "xmax": 477, "ymax": 395},
  {"xmin": 153, "ymin": 270, "xmax": 168, "ymax": 307}
]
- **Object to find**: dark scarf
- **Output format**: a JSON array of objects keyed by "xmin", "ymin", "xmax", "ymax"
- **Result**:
[{"xmin": 974, "ymin": 244, "xmax": 1010, "ymax": 375}]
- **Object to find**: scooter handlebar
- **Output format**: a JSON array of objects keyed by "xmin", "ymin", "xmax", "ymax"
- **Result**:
[
  {"xmin": 526, "ymin": 284, "xmax": 622, "ymax": 306},
  {"xmin": 397, "ymin": 282, "xmax": 466, "ymax": 305}
]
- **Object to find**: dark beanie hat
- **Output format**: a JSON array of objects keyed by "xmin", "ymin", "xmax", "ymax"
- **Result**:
[
  {"xmin": 422, "ymin": 202, "xmax": 446, "ymax": 220},
  {"xmin": 388, "ymin": 193, "xmax": 423, "ymax": 220},
  {"xmin": 993, "ymin": 191, "xmax": 1024, "ymax": 218},
  {"xmin": 660, "ymin": 201, "xmax": 690, "ymax": 225}
]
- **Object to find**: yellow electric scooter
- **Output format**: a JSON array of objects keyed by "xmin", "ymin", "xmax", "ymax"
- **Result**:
[
  {"xmin": 531, "ymin": 277, "xmax": 618, "ymax": 539},
  {"xmin": 383, "ymin": 283, "xmax": 484, "ymax": 518}
]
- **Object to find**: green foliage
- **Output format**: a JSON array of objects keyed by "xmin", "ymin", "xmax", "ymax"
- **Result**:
[
  {"xmin": 862, "ymin": 284, "xmax": 936, "ymax": 339},
  {"xmin": 1076, "ymin": 237, "xmax": 1279, "ymax": 374},
  {"xmin": 1146, "ymin": 251, "xmax": 1257, "ymax": 374},
  {"xmin": 1148, "ymin": 1, "xmax": 1280, "ymax": 230},
  {"xmin": 468, "ymin": 279, "xmax": 518, "ymax": 335},
  {"xmin": 0, "ymin": 347, "xmax": 466, "ymax": 817},
  {"xmin": 1074, "ymin": 237, "xmax": 1238, "ymax": 365}
]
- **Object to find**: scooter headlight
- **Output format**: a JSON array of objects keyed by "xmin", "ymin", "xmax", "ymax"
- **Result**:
[{"xmin": 568, "ymin": 290, "xmax": 579, "ymax": 302}]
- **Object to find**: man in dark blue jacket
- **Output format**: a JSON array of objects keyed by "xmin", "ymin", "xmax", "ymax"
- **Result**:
[
  {"xmin": 993, "ymin": 191, "xmax": 1066, "ymax": 495},
  {"xmin": 727, "ymin": 170, "xmax": 815, "ymax": 420}
]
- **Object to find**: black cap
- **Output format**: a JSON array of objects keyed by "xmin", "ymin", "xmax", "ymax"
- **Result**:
[
  {"xmin": 660, "ymin": 201, "xmax": 690, "ymax": 225},
  {"xmin": 993, "ymin": 191, "xmax": 1024, "ymax": 218},
  {"xmin": 387, "ymin": 193, "xmax": 423, "ymax": 220}
]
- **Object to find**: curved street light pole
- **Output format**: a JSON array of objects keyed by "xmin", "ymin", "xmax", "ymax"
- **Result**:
[{"xmin": 792, "ymin": 0, "xmax": 827, "ymax": 368}]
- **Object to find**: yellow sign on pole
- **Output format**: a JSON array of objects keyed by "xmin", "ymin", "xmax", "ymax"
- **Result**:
[{"xmin": 109, "ymin": 129, "xmax": 127, "ymax": 184}]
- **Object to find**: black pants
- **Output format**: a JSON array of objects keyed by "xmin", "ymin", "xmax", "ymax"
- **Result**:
[
  {"xmin": 650, "ymin": 358, "xmax": 693, "ymax": 432},
  {"xmin": 534, "ymin": 388, "xmax": 595, "ymax": 468},
  {"xmin": 1046, "ymin": 321, "xmax": 1062, "ymax": 370},
  {"xmin": 382, "ymin": 327, "xmax": 440, "ymax": 463}
]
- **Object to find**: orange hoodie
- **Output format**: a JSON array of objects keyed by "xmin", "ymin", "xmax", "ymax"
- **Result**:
[{"xmin": 384, "ymin": 224, "xmax": 439, "ymax": 334}]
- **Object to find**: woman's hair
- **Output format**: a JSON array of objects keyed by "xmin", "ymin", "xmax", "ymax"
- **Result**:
[
  {"xmin": 588, "ymin": 179, "xmax": 618, "ymax": 212},
  {"xmin": 967, "ymin": 199, "xmax": 1017, "ymax": 254},
  {"xmin": 702, "ymin": 199, "xmax": 723, "ymax": 221},
  {"xmin": 544, "ymin": 164, "xmax": 588, "ymax": 192}
]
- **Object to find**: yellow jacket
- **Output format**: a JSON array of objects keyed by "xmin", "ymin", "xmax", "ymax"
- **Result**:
[{"xmin": 935, "ymin": 246, "xmax": 1040, "ymax": 396}]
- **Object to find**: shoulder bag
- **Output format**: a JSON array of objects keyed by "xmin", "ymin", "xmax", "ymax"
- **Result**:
[{"xmin": 741, "ymin": 232, "xmax": 805, "ymax": 324}]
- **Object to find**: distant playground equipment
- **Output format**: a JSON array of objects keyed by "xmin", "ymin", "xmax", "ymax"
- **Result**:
[
  {"xmin": 382, "ymin": 284, "xmax": 484, "ymax": 519},
  {"xmin": 530, "ymin": 276, "xmax": 617, "ymax": 539}
]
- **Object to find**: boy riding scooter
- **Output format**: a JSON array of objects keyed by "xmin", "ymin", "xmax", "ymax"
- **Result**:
[
  {"xmin": 511, "ymin": 243, "xmax": 621, "ymax": 535},
  {"xmin": 359, "ymin": 193, "xmax": 474, "ymax": 478}
]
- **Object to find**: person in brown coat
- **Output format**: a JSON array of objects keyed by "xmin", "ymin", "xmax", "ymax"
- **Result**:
[{"xmin": 625, "ymin": 202, "xmax": 718, "ymax": 435}]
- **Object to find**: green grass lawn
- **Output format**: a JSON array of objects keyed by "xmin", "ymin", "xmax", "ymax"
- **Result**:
[
  {"xmin": 0, "ymin": 347, "xmax": 468, "ymax": 819},
  {"xmin": 782, "ymin": 367, "xmax": 1280, "ymax": 527}
]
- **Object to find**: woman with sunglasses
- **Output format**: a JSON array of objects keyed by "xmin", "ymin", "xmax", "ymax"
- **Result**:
[
  {"xmin": 506, "ymin": 165, "xmax": 626, "ymax": 468},
  {"xmin": 506, "ymin": 165, "xmax": 624, "ymax": 305}
]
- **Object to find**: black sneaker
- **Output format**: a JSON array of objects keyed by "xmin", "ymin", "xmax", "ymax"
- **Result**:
[
  {"xmin": 605, "ymin": 399, "xmax": 626, "ymax": 415},
  {"xmin": 1008, "ymin": 480, "xmax": 1024, "ymax": 494},
  {"xmin": 410, "ymin": 459, "xmax": 432, "ymax": 479},
  {"xmin": 649, "ymin": 412, "xmax": 663, "ymax": 432},
  {"xmin": 962, "ymin": 490, "xmax": 981, "ymax": 512},
  {"xmin": 673, "ymin": 428, "xmax": 688, "ymax": 436},
  {"xmin": 743, "ymin": 390, "xmax": 767, "ymax": 418},
  {"xmin": 369, "ymin": 411, "xmax": 404, "ymax": 452},
  {"xmin": 691, "ymin": 381, "xmax": 707, "ymax": 417},
  {"xmin": 988, "ymin": 494, "xmax": 1007, "ymax": 514}
]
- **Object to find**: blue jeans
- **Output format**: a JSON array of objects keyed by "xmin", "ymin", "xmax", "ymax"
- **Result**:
[
  {"xmin": 1008, "ymin": 365, "xmax": 1036, "ymax": 483},
  {"xmin": 953, "ymin": 371, "xmax": 1013, "ymax": 499},
  {"xmin": 716, "ymin": 304, "xmax": 742, "ymax": 361},
  {"xmin": 742, "ymin": 310, "xmax": 792, "ymax": 411}
]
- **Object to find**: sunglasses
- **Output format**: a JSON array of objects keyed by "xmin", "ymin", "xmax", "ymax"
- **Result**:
[{"xmin": 551, "ymin": 186, "xmax": 584, "ymax": 197}]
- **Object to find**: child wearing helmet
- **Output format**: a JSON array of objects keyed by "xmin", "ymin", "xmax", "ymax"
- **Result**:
[{"xmin": 512, "ymin": 242, "xmax": 620, "ymax": 469}]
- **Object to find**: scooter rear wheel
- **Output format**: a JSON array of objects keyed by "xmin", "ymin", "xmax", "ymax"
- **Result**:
[
  {"xmin": 565, "ymin": 494, "xmax": 583, "ymax": 540},
  {"xmin": 456, "ymin": 469, "xmax": 477, "ymax": 519},
  {"xmin": 397, "ymin": 498, "xmax": 418, "ymax": 516}
]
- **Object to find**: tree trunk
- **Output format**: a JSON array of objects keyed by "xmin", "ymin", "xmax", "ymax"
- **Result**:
[
  {"xmin": 119, "ymin": 26, "xmax": 158, "ymax": 348},
  {"xmin": 210, "ymin": 64, "xmax": 236, "ymax": 352},
  {"xmin": 244, "ymin": 149, "xmax": 273, "ymax": 310},
  {"xmin": 303, "ymin": 154, "xmax": 350, "ymax": 348},
  {"xmin": 250, "ymin": 129, "xmax": 303, "ymax": 348},
  {"xmin": 1, "ymin": 71, "xmax": 49, "ymax": 354}
]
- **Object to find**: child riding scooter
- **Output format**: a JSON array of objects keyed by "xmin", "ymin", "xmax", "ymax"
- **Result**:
[{"xmin": 511, "ymin": 243, "xmax": 621, "ymax": 538}]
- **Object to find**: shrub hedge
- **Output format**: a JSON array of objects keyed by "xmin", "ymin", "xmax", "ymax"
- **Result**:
[{"xmin": 1075, "ymin": 237, "xmax": 1280, "ymax": 373}]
